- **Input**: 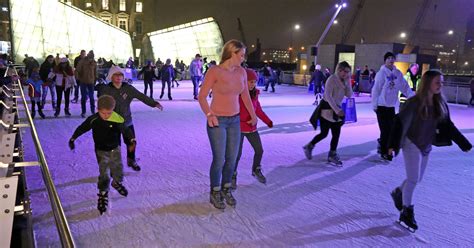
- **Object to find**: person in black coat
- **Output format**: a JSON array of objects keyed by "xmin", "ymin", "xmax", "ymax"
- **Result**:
[
  {"xmin": 137, "ymin": 61, "xmax": 159, "ymax": 98},
  {"xmin": 159, "ymin": 59, "xmax": 175, "ymax": 100},
  {"xmin": 387, "ymin": 70, "xmax": 472, "ymax": 232}
]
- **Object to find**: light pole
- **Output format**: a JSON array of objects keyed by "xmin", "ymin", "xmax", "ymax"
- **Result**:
[
  {"xmin": 290, "ymin": 24, "xmax": 300, "ymax": 62},
  {"xmin": 313, "ymin": 1, "xmax": 347, "ymax": 65}
]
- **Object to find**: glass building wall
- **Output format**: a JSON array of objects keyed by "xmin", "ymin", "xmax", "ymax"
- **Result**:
[
  {"xmin": 8, "ymin": 0, "xmax": 133, "ymax": 63},
  {"xmin": 146, "ymin": 17, "xmax": 224, "ymax": 63}
]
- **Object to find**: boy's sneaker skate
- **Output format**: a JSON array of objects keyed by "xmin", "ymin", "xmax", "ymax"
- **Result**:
[
  {"xmin": 398, "ymin": 205, "xmax": 418, "ymax": 232},
  {"xmin": 303, "ymin": 143, "xmax": 314, "ymax": 160},
  {"xmin": 127, "ymin": 158, "xmax": 141, "ymax": 171},
  {"xmin": 390, "ymin": 187, "xmax": 403, "ymax": 211},
  {"xmin": 252, "ymin": 168, "xmax": 267, "ymax": 184},
  {"xmin": 112, "ymin": 181, "xmax": 128, "ymax": 197},
  {"xmin": 97, "ymin": 191, "xmax": 109, "ymax": 215},
  {"xmin": 231, "ymin": 173, "xmax": 237, "ymax": 190},
  {"xmin": 210, "ymin": 190, "xmax": 226, "ymax": 209},
  {"xmin": 222, "ymin": 187, "xmax": 236, "ymax": 207},
  {"xmin": 328, "ymin": 151, "xmax": 343, "ymax": 167}
]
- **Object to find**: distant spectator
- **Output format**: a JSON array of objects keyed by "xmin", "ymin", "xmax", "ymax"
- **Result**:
[
  {"xmin": 76, "ymin": 50, "xmax": 97, "ymax": 117},
  {"xmin": 189, "ymin": 53, "xmax": 203, "ymax": 100},
  {"xmin": 23, "ymin": 54, "xmax": 39, "ymax": 77},
  {"xmin": 72, "ymin": 50, "xmax": 86, "ymax": 103},
  {"xmin": 309, "ymin": 62, "xmax": 316, "ymax": 73}
]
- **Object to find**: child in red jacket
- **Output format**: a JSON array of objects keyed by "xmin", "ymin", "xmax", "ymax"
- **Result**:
[{"xmin": 232, "ymin": 68, "xmax": 273, "ymax": 189}]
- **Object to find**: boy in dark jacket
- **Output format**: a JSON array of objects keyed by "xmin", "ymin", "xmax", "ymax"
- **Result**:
[
  {"xmin": 69, "ymin": 95, "xmax": 136, "ymax": 215},
  {"xmin": 97, "ymin": 66, "xmax": 163, "ymax": 171}
]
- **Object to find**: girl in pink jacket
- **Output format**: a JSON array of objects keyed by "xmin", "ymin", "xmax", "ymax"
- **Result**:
[{"xmin": 232, "ymin": 68, "xmax": 273, "ymax": 189}]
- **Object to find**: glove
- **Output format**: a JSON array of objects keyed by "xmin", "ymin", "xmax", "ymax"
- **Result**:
[
  {"xmin": 268, "ymin": 121, "xmax": 273, "ymax": 128},
  {"xmin": 68, "ymin": 138, "xmax": 75, "ymax": 150}
]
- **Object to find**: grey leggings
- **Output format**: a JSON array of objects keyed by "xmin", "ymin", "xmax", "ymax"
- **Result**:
[
  {"xmin": 235, "ymin": 131, "xmax": 264, "ymax": 173},
  {"xmin": 399, "ymin": 139, "xmax": 429, "ymax": 206}
]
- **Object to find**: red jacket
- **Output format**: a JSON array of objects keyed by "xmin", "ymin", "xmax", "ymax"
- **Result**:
[{"xmin": 239, "ymin": 89, "xmax": 272, "ymax": 132}]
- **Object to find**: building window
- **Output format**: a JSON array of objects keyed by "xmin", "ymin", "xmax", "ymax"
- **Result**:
[
  {"xmin": 119, "ymin": 0, "xmax": 126, "ymax": 11},
  {"xmin": 65, "ymin": 0, "xmax": 72, "ymax": 5},
  {"xmin": 102, "ymin": 0, "xmax": 109, "ymax": 10},
  {"xmin": 85, "ymin": 2, "xmax": 92, "ymax": 8},
  {"xmin": 136, "ymin": 20, "xmax": 142, "ymax": 34},
  {"xmin": 136, "ymin": 2, "xmax": 143, "ymax": 13},
  {"xmin": 119, "ymin": 20, "xmax": 127, "ymax": 31}
]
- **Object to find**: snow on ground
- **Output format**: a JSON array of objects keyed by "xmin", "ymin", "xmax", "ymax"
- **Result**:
[{"xmin": 20, "ymin": 80, "xmax": 474, "ymax": 247}]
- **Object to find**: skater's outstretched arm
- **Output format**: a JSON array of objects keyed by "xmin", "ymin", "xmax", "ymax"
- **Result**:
[
  {"xmin": 130, "ymin": 86, "xmax": 163, "ymax": 110},
  {"xmin": 69, "ymin": 116, "xmax": 95, "ymax": 149}
]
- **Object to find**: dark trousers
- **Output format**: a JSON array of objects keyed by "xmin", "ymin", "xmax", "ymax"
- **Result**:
[
  {"xmin": 191, "ymin": 76, "xmax": 201, "ymax": 97},
  {"xmin": 31, "ymin": 100, "xmax": 42, "ymax": 112},
  {"xmin": 376, "ymin": 106, "xmax": 396, "ymax": 155},
  {"xmin": 73, "ymin": 80, "xmax": 81, "ymax": 100},
  {"xmin": 160, "ymin": 79, "xmax": 171, "ymax": 98},
  {"xmin": 80, "ymin": 84, "xmax": 95, "ymax": 114},
  {"xmin": 144, "ymin": 80, "xmax": 153, "ymax": 98},
  {"xmin": 235, "ymin": 131, "xmax": 264, "ymax": 173},
  {"xmin": 264, "ymin": 78, "xmax": 276, "ymax": 92},
  {"xmin": 55, "ymin": 86, "xmax": 71, "ymax": 112},
  {"xmin": 122, "ymin": 125, "xmax": 136, "ymax": 161},
  {"xmin": 310, "ymin": 117, "xmax": 343, "ymax": 151}
]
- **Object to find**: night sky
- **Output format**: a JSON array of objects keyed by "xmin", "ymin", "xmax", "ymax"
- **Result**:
[{"xmin": 153, "ymin": 0, "xmax": 473, "ymax": 51}]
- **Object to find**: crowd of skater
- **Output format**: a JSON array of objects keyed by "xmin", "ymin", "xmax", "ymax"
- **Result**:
[{"xmin": 1, "ymin": 40, "xmax": 472, "ymax": 233}]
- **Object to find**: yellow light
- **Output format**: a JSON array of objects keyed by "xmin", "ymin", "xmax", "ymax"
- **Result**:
[
  {"xmin": 301, "ymin": 46, "xmax": 305, "ymax": 50},
  {"xmin": 289, "ymin": 47, "xmax": 293, "ymax": 51},
  {"xmin": 302, "ymin": 65, "xmax": 307, "ymax": 70}
]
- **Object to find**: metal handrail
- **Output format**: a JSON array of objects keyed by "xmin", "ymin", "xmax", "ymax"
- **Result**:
[{"xmin": 6, "ymin": 66, "xmax": 75, "ymax": 247}]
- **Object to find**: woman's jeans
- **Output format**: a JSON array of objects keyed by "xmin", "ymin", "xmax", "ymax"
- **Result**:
[{"xmin": 207, "ymin": 115, "xmax": 241, "ymax": 191}]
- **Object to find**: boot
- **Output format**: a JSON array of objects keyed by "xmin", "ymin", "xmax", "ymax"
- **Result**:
[
  {"xmin": 64, "ymin": 108, "xmax": 71, "ymax": 116},
  {"xmin": 97, "ymin": 191, "xmax": 109, "ymax": 215},
  {"xmin": 31, "ymin": 110, "xmax": 36, "ymax": 119},
  {"xmin": 252, "ymin": 168, "xmax": 267, "ymax": 184},
  {"xmin": 54, "ymin": 108, "xmax": 60, "ymax": 117},
  {"xmin": 210, "ymin": 189, "xmax": 226, "ymax": 209},
  {"xmin": 168, "ymin": 94, "xmax": 172, "ymax": 100},
  {"xmin": 38, "ymin": 109, "xmax": 46, "ymax": 119},
  {"xmin": 159, "ymin": 93, "xmax": 164, "ymax": 99},
  {"xmin": 112, "ymin": 181, "xmax": 128, "ymax": 197},
  {"xmin": 399, "ymin": 205, "xmax": 418, "ymax": 232},
  {"xmin": 127, "ymin": 158, "xmax": 141, "ymax": 171},
  {"xmin": 222, "ymin": 187, "xmax": 236, "ymax": 207},
  {"xmin": 328, "ymin": 150, "xmax": 343, "ymax": 167},
  {"xmin": 390, "ymin": 187, "xmax": 403, "ymax": 211},
  {"xmin": 303, "ymin": 143, "xmax": 314, "ymax": 160}
]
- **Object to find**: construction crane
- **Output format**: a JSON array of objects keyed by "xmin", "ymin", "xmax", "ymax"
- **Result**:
[{"xmin": 341, "ymin": 0, "xmax": 365, "ymax": 44}]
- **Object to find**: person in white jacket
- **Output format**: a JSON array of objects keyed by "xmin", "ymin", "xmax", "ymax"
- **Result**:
[{"xmin": 371, "ymin": 52, "xmax": 414, "ymax": 161}]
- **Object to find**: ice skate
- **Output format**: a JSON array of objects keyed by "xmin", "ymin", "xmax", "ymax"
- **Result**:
[
  {"xmin": 127, "ymin": 158, "xmax": 141, "ymax": 171},
  {"xmin": 252, "ymin": 168, "xmax": 267, "ymax": 184},
  {"xmin": 38, "ymin": 110, "xmax": 46, "ymax": 119},
  {"xmin": 222, "ymin": 187, "xmax": 236, "ymax": 207},
  {"xmin": 398, "ymin": 205, "xmax": 418, "ymax": 233},
  {"xmin": 303, "ymin": 143, "xmax": 314, "ymax": 160},
  {"xmin": 210, "ymin": 190, "xmax": 225, "ymax": 210},
  {"xmin": 97, "ymin": 191, "xmax": 109, "ymax": 215},
  {"xmin": 64, "ymin": 108, "xmax": 71, "ymax": 116},
  {"xmin": 327, "ymin": 151, "xmax": 343, "ymax": 167},
  {"xmin": 390, "ymin": 187, "xmax": 403, "ymax": 211},
  {"xmin": 112, "ymin": 181, "xmax": 128, "ymax": 197}
]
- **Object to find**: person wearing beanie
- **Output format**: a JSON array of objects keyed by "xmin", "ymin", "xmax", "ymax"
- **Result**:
[
  {"xmin": 309, "ymin": 64, "xmax": 327, "ymax": 104},
  {"xmin": 231, "ymin": 68, "xmax": 273, "ymax": 189},
  {"xmin": 97, "ymin": 65, "xmax": 163, "ymax": 172},
  {"xmin": 371, "ymin": 52, "xmax": 414, "ymax": 162}
]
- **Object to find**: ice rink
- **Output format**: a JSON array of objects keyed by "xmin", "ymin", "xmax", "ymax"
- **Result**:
[{"xmin": 22, "ymin": 80, "xmax": 474, "ymax": 247}]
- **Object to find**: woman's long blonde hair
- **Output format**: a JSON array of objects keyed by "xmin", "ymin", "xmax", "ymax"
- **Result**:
[
  {"xmin": 219, "ymin": 39, "xmax": 246, "ymax": 64},
  {"xmin": 416, "ymin": 70, "xmax": 447, "ymax": 120}
]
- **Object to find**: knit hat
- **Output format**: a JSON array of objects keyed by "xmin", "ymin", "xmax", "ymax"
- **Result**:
[
  {"xmin": 384, "ymin": 52, "xmax": 395, "ymax": 61},
  {"xmin": 60, "ymin": 57, "xmax": 68, "ymax": 63},
  {"xmin": 106, "ymin": 66, "xmax": 124, "ymax": 82},
  {"xmin": 245, "ymin": 68, "xmax": 258, "ymax": 82},
  {"xmin": 315, "ymin": 64, "xmax": 321, "ymax": 70}
]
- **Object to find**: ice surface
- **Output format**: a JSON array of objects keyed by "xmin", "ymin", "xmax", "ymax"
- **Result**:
[{"xmin": 21, "ymin": 81, "xmax": 474, "ymax": 247}]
